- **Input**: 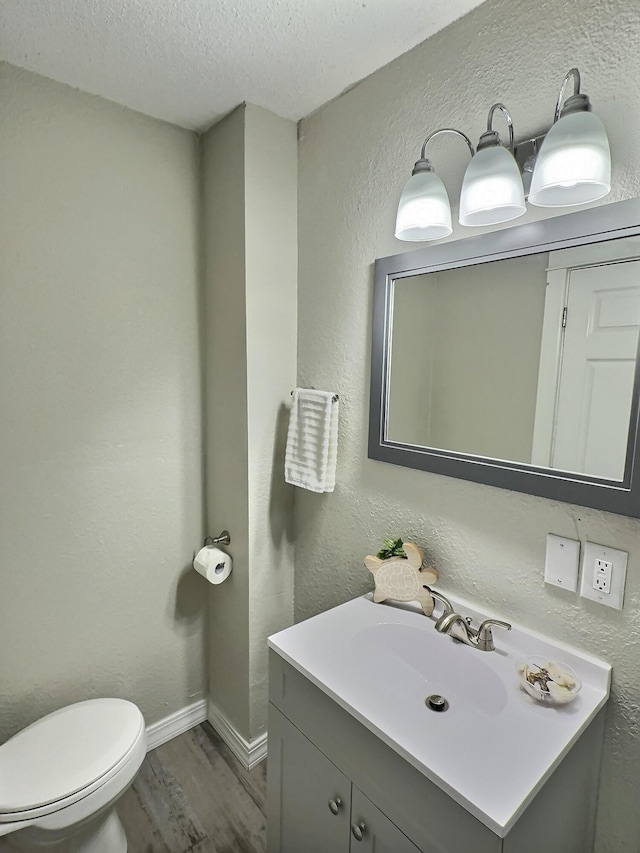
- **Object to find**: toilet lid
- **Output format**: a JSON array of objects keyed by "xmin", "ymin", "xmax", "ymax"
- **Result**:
[{"xmin": 0, "ymin": 699, "xmax": 144, "ymax": 814}]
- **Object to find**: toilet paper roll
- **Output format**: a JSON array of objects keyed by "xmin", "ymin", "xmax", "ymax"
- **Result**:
[{"xmin": 193, "ymin": 546, "xmax": 232, "ymax": 584}]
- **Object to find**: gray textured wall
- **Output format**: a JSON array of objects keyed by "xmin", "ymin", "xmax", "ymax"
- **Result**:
[
  {"xmin": 202, "ymin": 104, "xmax": 297, "ymax": 742},
  {"xmin": 0, "ymin": 63, "xmax": 206, "ymax": 739},
  {"xmin": 244, "ymin": 104, "xmax": 297, "ymax": 737},
  {"xmin": 296, "ymin": 1, "xmax": 640, "ymax": 850},
  {"xmin": 202, "ymin": 106, "xmax": 252, "ymax": 738}
]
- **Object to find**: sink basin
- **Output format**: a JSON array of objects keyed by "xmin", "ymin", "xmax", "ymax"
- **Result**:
[
  {"xmin": 351, "ymin": 622, "xmax": 508, "ymax": 716},
  {"xmin": 268, "ymin": 592, "xmax": 610, "ymax": 836}
]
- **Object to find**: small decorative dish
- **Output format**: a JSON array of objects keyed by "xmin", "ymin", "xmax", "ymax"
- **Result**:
[{"xmin": 517, "ymin": 657, "xmax": 581, "ymax": 705}]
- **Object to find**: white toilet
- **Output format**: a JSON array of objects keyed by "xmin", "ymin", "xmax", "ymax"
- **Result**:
[{"xmin": 0, "ymin": 698, "xmax": 146, "ymax": 852}]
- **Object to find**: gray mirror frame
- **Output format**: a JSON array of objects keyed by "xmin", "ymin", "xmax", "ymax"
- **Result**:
[{"xmin": 369, "ymin": 198, "xmax": 640, "ymax": 518}]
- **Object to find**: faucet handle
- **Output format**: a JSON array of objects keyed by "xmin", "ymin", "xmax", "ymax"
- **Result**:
[
  {"xmin": 476, "ymin": 619, "xmax": 512, "ymax": 652},
  {"xmin": 423, "ymin": 587, "xmax": 454, "ymax": 617}
]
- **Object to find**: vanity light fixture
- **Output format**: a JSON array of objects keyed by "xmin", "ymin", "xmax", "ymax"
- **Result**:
[
  {"xmin": 394, "ymin": 128, "xmax": 474, "ymax": 242},
  {"xmin": 459, "ymin": 104, "xmax": 526, "ymax": 227},
  {"xmin": 528, "ymin": 68, "xmax": 611, "ymax": 207},
  {"xmin": 395, "ymin": 68, "xmax": 611, "ymax": 241}
]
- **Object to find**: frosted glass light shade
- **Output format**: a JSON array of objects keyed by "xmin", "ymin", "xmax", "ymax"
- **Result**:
[
  {"xmin": 459, "ymin": 146, "xmax": 526, "ymax": 227},
  {"xmin": 528, "ymin": 111, "xmax": 610, "ymax": 207},
  {"xmin": 395, "ymin": 170, "xmax": 452, "ymax": 241}
]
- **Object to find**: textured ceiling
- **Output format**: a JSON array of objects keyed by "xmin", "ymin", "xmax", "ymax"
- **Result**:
[{"xmin": 0, "ymin": 0, "xmax": 486, "ymax": 130}]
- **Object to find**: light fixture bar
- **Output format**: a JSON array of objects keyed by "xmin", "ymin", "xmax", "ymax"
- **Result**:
[{"xmin": 513, "ymin": 134, "xmax": 547, "ymax": 172}]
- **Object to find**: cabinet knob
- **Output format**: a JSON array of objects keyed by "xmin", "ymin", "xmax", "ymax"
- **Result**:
[
  {"xmin": 351, "ymin": 821, "xmax": 366, "ymax": 841},
  {"xmin": 328, "ymin": 797, "xmax": 343, "ymax": 816}
]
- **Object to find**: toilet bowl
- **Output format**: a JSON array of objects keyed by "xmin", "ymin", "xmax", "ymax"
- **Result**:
[{"xmin": 0, "ymin": 699, "xmax": 146, "ymax": 852}]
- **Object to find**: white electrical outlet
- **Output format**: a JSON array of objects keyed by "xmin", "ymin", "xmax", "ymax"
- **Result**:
[
  {"xmin": 580, "ymin": 542, "xmax": 628, "ymax": 610},
  {"xmin": 593, "ymin": 559, "xmax": 612, "ymax": 594}
]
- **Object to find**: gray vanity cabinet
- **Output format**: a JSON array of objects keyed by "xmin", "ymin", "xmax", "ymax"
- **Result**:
[
  {"xmin": 350, "ymin": 787, "xmax": 422, "ymax": 853},
  {"xmin": 270, "ymin": 705, "xmax": 351, "ymax": 853},
  {"xmin": 269, "ymin": 705, "xmax": 421, "ymax": 853},
  {"xmin": 267, "ymin": 650, "xmax": 604, "ymax": 853}
]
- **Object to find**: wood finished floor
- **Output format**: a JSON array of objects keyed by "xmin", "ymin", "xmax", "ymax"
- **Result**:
[{"xmin": 118, "ymin": 722, "xmax": 267, "ymax": 853}]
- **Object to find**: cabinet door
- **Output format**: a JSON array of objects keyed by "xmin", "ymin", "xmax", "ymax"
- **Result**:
[
  {"xmin": 268, "ymin": 705, "xmax": 351, "ymax": 853},
  {"xmin": 349, "ymin": 787, "xmax": 422, "ymax": 853}
]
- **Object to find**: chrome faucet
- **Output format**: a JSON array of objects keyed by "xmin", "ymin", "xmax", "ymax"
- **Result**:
[{"xmin": 424, "ymin": 587, "xmax": 512, "ymax": 652}]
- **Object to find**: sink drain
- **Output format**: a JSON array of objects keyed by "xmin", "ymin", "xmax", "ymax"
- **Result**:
[{"xmin": 425, "ymin": 694, "xmax": 449, "ymax": 712}]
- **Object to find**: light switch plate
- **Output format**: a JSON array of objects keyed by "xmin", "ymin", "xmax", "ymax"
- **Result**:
[
  {"xmin": 544, "ymin": 534, "xmax": 580, "ymax": 591},
  {"xmin": 580, "ymin": 542, "xmax": 628, "ymax": 610}
]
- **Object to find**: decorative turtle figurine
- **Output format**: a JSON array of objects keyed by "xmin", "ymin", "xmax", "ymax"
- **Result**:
[{"xmin": 364, "ymin": 541, "xmax": 439, "ymax": 615}]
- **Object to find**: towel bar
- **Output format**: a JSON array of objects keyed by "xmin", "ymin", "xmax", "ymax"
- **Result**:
[{"xmin": 290, "ymin": 390, "xmax": 339, "ymax": 403}]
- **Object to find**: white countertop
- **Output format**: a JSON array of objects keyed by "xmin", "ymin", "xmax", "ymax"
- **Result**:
[{"xmin": 268, "ymin": 593, "xmax": 611, "ymax": 837}]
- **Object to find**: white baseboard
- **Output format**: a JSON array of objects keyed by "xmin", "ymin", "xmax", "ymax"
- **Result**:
[
  {"xmin": 144, "ymin": 697, "xmax": 268, "ymax": 768},
  {"xmin": 146, "ymin": 698, "xmax": 208, "ymax": 751},
  {"xmin": 207, "ymin": 699, "xmax": 268, "ymax": 770}
]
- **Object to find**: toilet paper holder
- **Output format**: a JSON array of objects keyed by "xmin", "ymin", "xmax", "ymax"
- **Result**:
[{"xmin": 204, "ymin": 530, "xmax": 231, "ymax": 548}]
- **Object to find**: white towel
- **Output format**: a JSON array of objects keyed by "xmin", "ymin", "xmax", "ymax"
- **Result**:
[{"xmin": 285, "ymin": 389, "xmax": 339, "ymax": 492}]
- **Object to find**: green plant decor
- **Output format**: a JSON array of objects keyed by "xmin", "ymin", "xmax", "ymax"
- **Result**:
[{"xmin": 376, "ymin": 537, "xmax": 407, "ymax": 560}]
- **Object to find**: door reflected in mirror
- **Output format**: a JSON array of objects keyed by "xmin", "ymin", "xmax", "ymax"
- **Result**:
[{"xmin": 387, "ymin": 236, "xmax": 640, "ymax": 482}]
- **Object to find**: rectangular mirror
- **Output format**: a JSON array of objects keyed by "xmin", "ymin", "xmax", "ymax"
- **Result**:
[{"xmin": 369, "ymin": 198, "xmax": 640, "ymax": 517}]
